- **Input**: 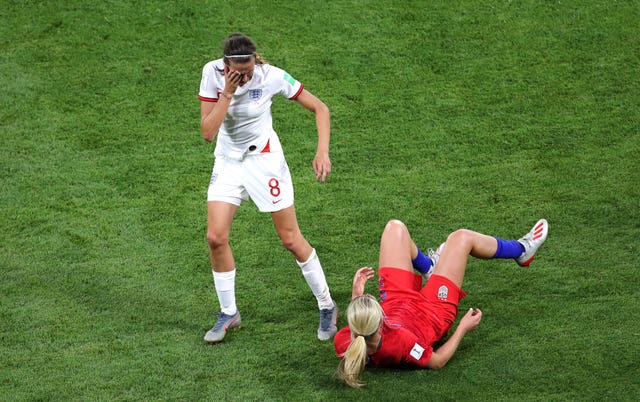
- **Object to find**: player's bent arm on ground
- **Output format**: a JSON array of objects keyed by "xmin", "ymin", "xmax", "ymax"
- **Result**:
[{"xmin": 427, "ymin": 308, "xmax": 483, "ymax": 370}]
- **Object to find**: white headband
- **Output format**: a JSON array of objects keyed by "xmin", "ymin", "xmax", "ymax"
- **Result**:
[{"xmin": 224, "ymin": 54, "xmax": 255, "ymax": 59}]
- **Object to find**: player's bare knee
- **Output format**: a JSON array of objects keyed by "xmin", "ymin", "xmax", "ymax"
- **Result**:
[
  {"xmin": 278, "ymin": 231, "xmax": 299, "ymax": 252},
  {"xmin": 385, "ymin": 219, "xmax": 405, "ymax": 229},
  {"xmin": 446, "ymin": 229, "xmax": 473, "ymax": 248},
  {"xmin": 206, "ymin": 230, "xmax": 229, "ymax": 249},
  {"xmin": 383, "ymin": 219, "xmax": 408, "ymax": 238}
]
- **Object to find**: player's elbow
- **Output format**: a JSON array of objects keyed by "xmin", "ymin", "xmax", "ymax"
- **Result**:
[
  {"xmin": 426, "ymin": 352, "xmax": 450, "ymax": 370},
  {"xmin": 316, "ymin": 102, "xmax": 330, "ymax": 119},
  {"xmin": 426, "ymin": 358, "xmax": 446, "ymax": 370},
  {"xmin": 306, "ymin": 97, "xmax": 329, "ymax": 116},
  {"xmin": 428, "ymin": 360, "xmax": 445, "ymax": 370},
  {"xmin": 318, "ymin": 101, "xmax": 329, "ymax": 115}
]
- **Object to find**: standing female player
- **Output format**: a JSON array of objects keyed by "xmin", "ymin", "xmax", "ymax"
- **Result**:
[
  {"xmin": 198, "ymin": 33, "xmax": 337, "ymax": 343},
  {"xmin": 334, "ymin": 218, "xmax": 549, "ymax": 387}
]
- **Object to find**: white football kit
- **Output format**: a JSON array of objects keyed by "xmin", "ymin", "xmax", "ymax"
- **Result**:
[{"xmin": 199, "ymin": 59, "xmax": 304, "ymax": 212}]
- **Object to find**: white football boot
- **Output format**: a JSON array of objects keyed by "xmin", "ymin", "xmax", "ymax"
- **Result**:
[
  {"xmin": 204, "ymin": 311, "xmax": 241, "ymax": 343},
  {"xmin": 516, "ymin": 219, "xmax": 549, "ymax": 267},
  {"xmin": 318, "ymin": 300, "xmax": 338, "ymax": 341}
]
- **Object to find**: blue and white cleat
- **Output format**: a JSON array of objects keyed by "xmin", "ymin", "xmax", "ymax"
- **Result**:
[
  {"xmin": 516, "ymin": 219, "xmax": 549, "ymax": 267},
  {"xmin": 318, "ymin": 300, "xmax": 338, "ymax": 341},
  {"xmin": 204, "ymin": 311, "xmax": 241, "ymax": 343}
]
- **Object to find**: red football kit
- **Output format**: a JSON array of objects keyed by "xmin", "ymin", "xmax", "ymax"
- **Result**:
[{"xmin": 334, "ymin": 267, "xmax": 466, "ymax": 368}]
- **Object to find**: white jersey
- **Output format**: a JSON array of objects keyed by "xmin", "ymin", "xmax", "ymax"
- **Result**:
[{"xmin": 198, "ymin": 59, "xmax": 304, "ymax": 160}]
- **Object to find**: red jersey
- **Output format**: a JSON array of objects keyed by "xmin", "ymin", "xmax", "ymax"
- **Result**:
[
  {"xmin": 334, "ymin": 321, "xmax": 433, "ymax": 368},
  {"xmin": 334, "ymin": 270, "xmax": 466, "ymax": 369}
]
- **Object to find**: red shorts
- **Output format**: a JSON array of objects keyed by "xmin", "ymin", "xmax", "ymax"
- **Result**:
[{"xmin": 378, "ymin": 267, "xmax": 467, "ymax": 331}]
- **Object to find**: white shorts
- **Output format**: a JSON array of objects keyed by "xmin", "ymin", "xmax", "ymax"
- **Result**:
[{"xmin": 207, "ymin": 151, "xmax": 294, "ymax": 212}]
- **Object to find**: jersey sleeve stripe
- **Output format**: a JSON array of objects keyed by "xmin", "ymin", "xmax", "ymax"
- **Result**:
[
  {"xmin": 288, "ymin": 83, "xmax": 304, "ymax": 100},
  {"xmin": 198, "ymin": 95, "xmax": 217, "ymax": 102}
]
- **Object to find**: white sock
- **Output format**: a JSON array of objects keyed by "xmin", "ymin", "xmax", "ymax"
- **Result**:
[
  {"xmin": 213, "ymin": 269, "xmax": 237, "ymax": 315},
  {"xmin": 297, "ymin": 249, "xmax": 333, "ymax": 310}
]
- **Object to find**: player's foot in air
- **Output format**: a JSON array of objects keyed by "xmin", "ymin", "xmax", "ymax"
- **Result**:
[
  {"xmin": 516, "ymin": 219, "xmax": 549, "ymax": 267},
  {"xmin": 318, "ymin": 300, "xmax": 338, "ymax": 341},
  {"xmin": 204, "ymin": 311, "xmax": 241, "ymax": 343}
]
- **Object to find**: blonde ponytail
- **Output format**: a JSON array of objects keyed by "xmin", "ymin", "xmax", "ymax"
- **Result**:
[
  {"xmin": 338, "ymin": 335, "xmax": 367, "ymax": 388},
  {"xmin": 337, "ymin": 295, "xmax": 384, "ymax": 388}
]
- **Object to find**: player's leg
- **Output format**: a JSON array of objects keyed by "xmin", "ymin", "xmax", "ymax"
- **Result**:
[
  {"xmin": 270, "ymin": 207, "xmax": 336, "ymax": 313},
  {"xmin": 434, "ymin": 219, "xmax": 549, "ymax": 288},
  {"xmin": 205, "ymin": 156, "xmax": 245, "ymax": 296},
  {"xmin": 432, "ymin": 229, "xmax": 498, "ymax": 288},
  {"xmin": 207, "ymin": 201, "xmax": 238, "ymax": 273},
  {"xmin": 245, "ymin": 150, "xmax": 337, "ymax": 339},
  {"xmin": 204, "ymin": 201, "xmax": 242, "ymax": 343},
  {"xmin": 272, "ymin": 205, "xmax": 337, "ymax": 340},
  {"xmin": 271, "ymin": 205, "xmax": 311, "ymax": 261},
  {"xmin": 378, "ymin": 219, "xmax": 434, "ymax": 275}
]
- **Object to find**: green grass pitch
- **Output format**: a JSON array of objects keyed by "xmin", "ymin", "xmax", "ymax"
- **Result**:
[{"xmin": 1, "ymin": 1, "xmax": 638, "ymax": 400}]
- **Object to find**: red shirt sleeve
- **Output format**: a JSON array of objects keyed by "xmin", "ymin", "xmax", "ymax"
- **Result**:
[
  {"xmin": 404, "ymin": 338, "xmax": 433, "ymax": 367},
  {"xmin": 333, "ymin": 326, "xmax": 352, "ymax": 357}
]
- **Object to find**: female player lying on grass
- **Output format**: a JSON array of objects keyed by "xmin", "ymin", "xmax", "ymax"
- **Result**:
[{"xmin": 334, "ymin": 218, "xmax": 549, "ymax": 388}]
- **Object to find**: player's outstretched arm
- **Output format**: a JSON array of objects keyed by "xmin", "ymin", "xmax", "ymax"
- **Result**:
[{"xmin": 351, "ymin": 267, "xmax": 375, "ymax": 299}]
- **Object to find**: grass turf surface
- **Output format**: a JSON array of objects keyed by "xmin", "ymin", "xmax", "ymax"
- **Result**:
[{"xmin": 1, "ymin": 1, "xmax": 638, "ymax": 400}]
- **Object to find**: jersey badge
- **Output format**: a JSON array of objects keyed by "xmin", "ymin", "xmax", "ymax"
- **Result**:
[
  {"xmin": 410, "ymin": 343, "xmax": 425, "ymax": 360},
  {"xmin": 249, "ymin": 89, "xmax": 262, "ymax": 100},
  {"xmin": 437, "ymin": 285, "xmax": 449, "ymax": 300}
]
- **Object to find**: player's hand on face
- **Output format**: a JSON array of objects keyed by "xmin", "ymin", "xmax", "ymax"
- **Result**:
[
  {"xmin": 313, "ymin": 152, "xmax": 331, "ymax": 182},
  {"xmin": 223, "ymin": 65, "xmax": 243, "ymax": 93}
]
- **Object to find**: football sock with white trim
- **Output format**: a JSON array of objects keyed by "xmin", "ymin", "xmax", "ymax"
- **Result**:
[
  {"xmin": 493, "ymin": 238, "xmax": 525, "ymax": 259},
  {"xmin": 297, "ymin": 248, "xmax": 334, "ymax": 310},
  {"xmin": 213, "ymin": 269, "xmax": 237, "ymax": 315},
  {"xmin": 412, "ymin": 247, "xmax": 434, "ymax": 274}
]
